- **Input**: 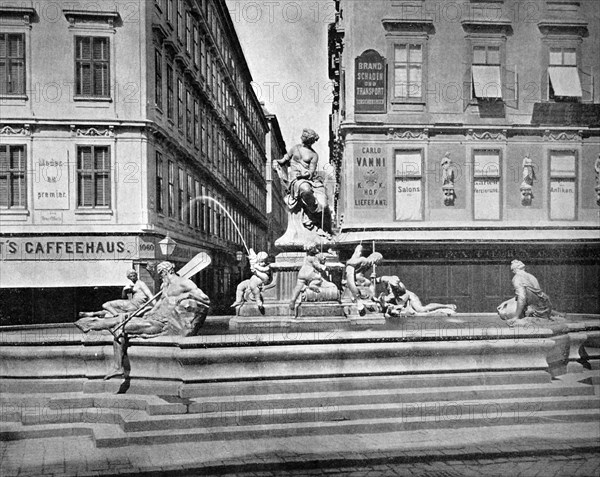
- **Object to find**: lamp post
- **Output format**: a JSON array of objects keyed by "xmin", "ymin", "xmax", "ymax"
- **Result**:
[{"xmin": 159, "ymin": 233, "xmax": 177, "ymax": 259}]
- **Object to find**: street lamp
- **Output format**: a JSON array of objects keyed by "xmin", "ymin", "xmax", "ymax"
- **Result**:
[
  {"xmin": 235, "ymin": 251, "xmax": 244, "ymax": 262},
  {"xmin": 159, "ymin": 233, "xmax": 177, "ymax": 259}
]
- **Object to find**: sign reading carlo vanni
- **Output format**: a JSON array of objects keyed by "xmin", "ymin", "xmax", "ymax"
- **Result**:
[
  {"xmin": 354, "ymin": 146, "xmax": 388, "ymax": 208},
  {"xmin": 355, "ymin": 49, "xmax": 387, "ymax": 113}
]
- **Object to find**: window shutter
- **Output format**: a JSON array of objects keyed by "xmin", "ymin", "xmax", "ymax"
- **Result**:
[
  {"xmin": 95, "ymin": 173, "xmax": 109, "ymax": 206},
  {"xmin": 463, "ymin": 64, "xmax": 472, "ymax": 111},
  {"xmin": 0, "ymin": 34, "xmax": 6, "ymax": 58},
  {"xmin": 78, "ymin": 63, "xmax": 92, "ymax": 96},
  {"xmin": 94, "ymin": 147, "xmax": 108, "ymax": 170},
  {"xmin": 0, "ymin": 59, "xmax": 7, "ymax": 95},
  {"xmin": 92, "ymin": 38, "xmax": 107, "ymax": 61},
  {"xmin": 8, "ymin": 35, "xmax": 23, "ymax": 58},
  {"xmin": 0, "ymin": 146, "xmax": 8, "ymax": 171},
  {"xmin": 502, "ymin": 64, "xmax": 518, "ymax": 109},
  {"xmin": 10, "ymin": 146, "xmax": 24, "ymax": 170},
  {"xmin": 10, "ymin": 59, "xmax": 25, "ymax": 94},
  {"xmin": 79, "ymin": 147, "xmax": 93, "ymax": 170},
  {"xmin": 78, "ymin": 37, "xmax": 91, "ymax": 60},
  {"xmin": 11, "ymin": 173, "xmax": 25, "ymax": 207},
  {"xmin": 79, "ymin": 174, "xmax": 93, "ymax": 207},
  {"xmin": 580, "ymin": 65, "xmax": 594, "ymax": 103},
  {"xmin": 0, "ymin": 176, "xmax": 7, "ymax": 207},
  {"xmin": 93, "ymin": 63, "xmax": 108, "ymax": 96}
]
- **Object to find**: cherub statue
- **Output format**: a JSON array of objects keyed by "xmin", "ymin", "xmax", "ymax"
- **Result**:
[
  {"xmin": 289, "ymin": 242, "xmax": 327, "ymax": 310},
  {"xmin": 377, "ymin": 275, "xmax": 457, "ymax": 317},
  {"xmin": 231, "ymin": 249, "xmax": 272, "ymax": 312},
  {"xmin": 344, "ymin": 244, "xmax": 383, "ymax": 314}
]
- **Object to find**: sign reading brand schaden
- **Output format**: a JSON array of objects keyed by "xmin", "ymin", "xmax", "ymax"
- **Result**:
[{"xmin": 355, "ymin": 49, "xmax": 387, "ymax": 113}]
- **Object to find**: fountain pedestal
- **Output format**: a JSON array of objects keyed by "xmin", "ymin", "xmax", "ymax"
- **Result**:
[{"xmin": 228, "ymin": 251, "xmax": 385, "ymax": 332}]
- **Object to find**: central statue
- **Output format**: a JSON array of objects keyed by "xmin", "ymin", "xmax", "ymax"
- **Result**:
[{"xmin": 274, "ymin": 128, "xmax": 333, "ymax": 244}]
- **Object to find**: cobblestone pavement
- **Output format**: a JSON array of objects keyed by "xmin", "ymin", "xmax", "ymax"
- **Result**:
[{"xmin": 1, "ymin": 423, "xmax": 599, "ymax": 476}]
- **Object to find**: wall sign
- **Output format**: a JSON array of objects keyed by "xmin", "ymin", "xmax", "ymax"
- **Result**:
[
  {"xmin": 355, "ymin": 50, "xmax": 387, "ymax": 113},
  {"xmin": 354, "ymin": 146, "xmax": 388, "ymax": 208},
  {"xmin": 34, "ymin": 158, "xmax": 70, "ymax": 210},
  {"xmin": 0, "ymin": 236, "xmax": 139, "ymax": 261}
]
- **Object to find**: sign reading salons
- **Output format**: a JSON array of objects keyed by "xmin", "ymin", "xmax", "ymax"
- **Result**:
[
  {"xmin": 354, "ymin": 146, "xmax": 388, "ymax": 208},
  {"xmin": 355, "ymin": 50, "xmax": 386, "ymax": 113}
]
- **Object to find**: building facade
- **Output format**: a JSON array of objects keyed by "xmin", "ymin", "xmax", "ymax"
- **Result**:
[
  {"xmin": 0, "ymin": 0, "xmax": 269, "ymax": 323},
  {"xmin": 329, "ymin": 0, "xmax": 600, "ymax": 313},
  {"xmin": 263, "ymin": 105, "xmax": 288, "ymax": 254}
]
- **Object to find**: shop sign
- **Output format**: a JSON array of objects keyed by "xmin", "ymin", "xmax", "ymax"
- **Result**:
[
  {"xmin": 354, "ymin": 146, "xmax": 388, "ymax": 208},
  {"xmin": 355, "ymin": 50, "xmax": 387, "ymax": 113},
  {"xmin": 34, "ymin": 158, "xmax": 70, "ymax": 210},
  {"xmin": 0, "ymin": 236, "xmax": 139, "ymax": 261}
]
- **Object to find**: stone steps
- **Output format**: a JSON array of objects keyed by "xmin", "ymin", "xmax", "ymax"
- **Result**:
[
  {"xmin": 91, "ymin": 408, "xmax": 600, "ymax": 447},
  {"xmin": 2, "ymin": 380, "xmax": 597, "ymax": 446}
]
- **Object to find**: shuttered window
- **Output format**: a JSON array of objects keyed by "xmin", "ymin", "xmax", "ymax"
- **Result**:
[
  {"xmin": 155, "ymin": 49, "xmax": 162, "ymax": 109},
  {"xmin": 156, "ymin": 151, "xmax": 164, "ymax": 214},
  {"xmin": 0, "ymin": 33, "xmax": 26, "ymax": 95},
  {"xmin": 186, "ymin": 89, "xmax": 192, "ymax": 141},
  {"xmin": 166, "ymin": 63, "xmax": 174, "ymax": 119},
  {"xmin": 0, "ymin": 145, "xmax": 27, "ymax": 208},
  {"xmin": 177, "ymin": 77, "xmax": 184, "ymax": 130},
  {"xmin": 167, "ymin": 160, "xmax": 174, "ymax": 217},
  {"xmin": 75, "ymin": 37, "xmax": 110, "ymax": 98},
  {"xmin": 77, "ymin": 146, "xmax": 110, "ymax": 208}
]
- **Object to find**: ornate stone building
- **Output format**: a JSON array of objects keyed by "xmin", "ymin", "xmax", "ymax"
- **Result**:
[
  {"xmin": 0, "ymin": 0, "xmax": 269, "ymax": 322},
  {"xmin": 328, "ymin": 0, "xmax": 600, "ymax": 313}
]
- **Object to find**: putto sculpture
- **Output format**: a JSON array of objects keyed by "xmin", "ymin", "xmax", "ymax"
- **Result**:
[
  {"xmin": 377, "ymin": 275, "xmax": 457, "ymax": 317},
  {"xmin": 274, "ymin": 128, "xmax": 333, "ymax": 242},
  {"xmin": 497, "ymin": 260, "xmax": 553, "ymax": 327},
  {"xmin": 231, "ymin": 249, "xmax": 272, "ymax": 312},
  {"xmin": 76, "ymin": 259, "xmax": 211, "ymax": 380},
  {"xmin": 344, "ymin": 244, "xmax": 383, "ymax": 315},
  {"xmin": 289, "ymin": 242, "xmax": 328, "ymax": 311}
]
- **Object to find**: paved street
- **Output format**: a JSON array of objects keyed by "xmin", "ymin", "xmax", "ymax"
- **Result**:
[{"xmin": 1, "ymin": 422, "xmax": 599, "ymax": 476}]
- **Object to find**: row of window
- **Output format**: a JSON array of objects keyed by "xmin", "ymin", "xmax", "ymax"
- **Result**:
[
  {"xmin": 155, "ymin": 151, "xmax": 264, "ymax": 250},
  {"xmin": 394, "ymin": 150, "xmax": 580, "ymax": 221},
  {"xmin": 390, "ymin": 40, "xmax": 588, "ymax": 103},
  {"xmin": 155, "ymin": 47, "xmax": 264, "ymax": 179},
  {"xmin": 0, "ymin": 34, "xmax": 110, "ymax": 98},
  {"xmin": 0, "ymin": 145, "xmax": 110, "ymax": 209},
  {"xmin": 154, "ymin": 0, "xmax": 265, "ymax": 153}
]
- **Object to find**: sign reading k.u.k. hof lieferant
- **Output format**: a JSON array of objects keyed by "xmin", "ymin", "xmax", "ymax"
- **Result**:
[{"xmin": 355, "ymin": 49, "xmax": 387, "ymax": 113}]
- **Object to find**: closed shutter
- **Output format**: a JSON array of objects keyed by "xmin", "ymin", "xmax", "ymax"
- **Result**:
[
  {"xmin": 78, "ymin": 147, "xmax": 93, "ymax": 207},
  {"xmin": 10, "ymin": 147, "xmax": 25, "ymax": 207},
  {"xmin": 0, "ymin": 145, "xmax": 8, "ymax": 207}
]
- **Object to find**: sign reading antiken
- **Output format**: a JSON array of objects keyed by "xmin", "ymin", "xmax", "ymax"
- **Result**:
[
  {"xmin": 355, "ymin": 50, "xmax": 386, "ymax": 113},
  {"xmin": 354, "ymin": 146, "xmax": 388, "ymax": 208}
]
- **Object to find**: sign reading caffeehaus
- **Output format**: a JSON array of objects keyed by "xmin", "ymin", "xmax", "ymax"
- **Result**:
[
  {"xmin": 0, "ymin": 236, "xmax": 138, "ymax": 261},
  {"xmin": 355, "ymin": 50, "xmax": 386, "ymax": 113},
  {"xmin": 354, "ymin": 146, "xmax": 388, "ymax": 208}
]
